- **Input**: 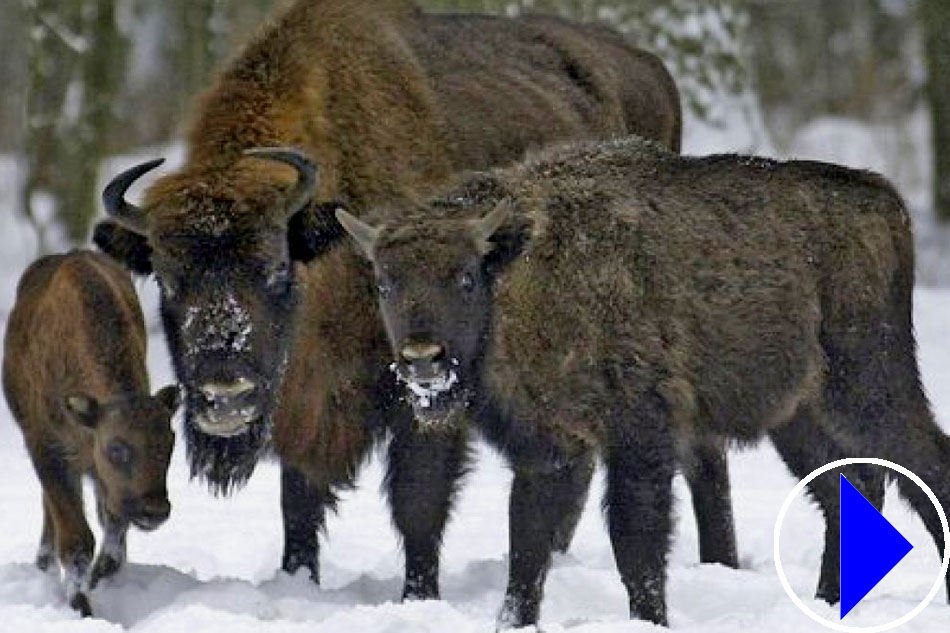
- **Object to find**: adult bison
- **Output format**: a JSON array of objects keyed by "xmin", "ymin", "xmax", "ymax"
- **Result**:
[
  {"xmin": 335, "ymin": 135, "xmax": 944, "ymax": 627},
  {"xmin": 93, "ymin": 0, "xmax": 735, "ymax": 597}
]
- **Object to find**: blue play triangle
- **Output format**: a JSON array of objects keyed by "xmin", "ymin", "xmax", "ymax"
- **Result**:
[{"xmin": 840, "ymin": 474, "xmax": 913, "ymax": 618}]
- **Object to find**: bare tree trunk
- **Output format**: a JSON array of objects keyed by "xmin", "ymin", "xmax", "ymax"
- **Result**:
[
  {"xmin": 73, "ymin": 0, "xmax": 128, "ymax": 242},
  {"xmin": 22, "ymin": 0, "xmax": 129, "ymax": 250},
  {"xmin": 23, "ymin": 0, "xmax": 80, "ymax": 251},
  {"xmin": 0, "ymin": 2, "xmax": 27, "ymax": 153},
  {"xmin": 922, "ymin": 0, "xmax": 950, "ymax": 222}
]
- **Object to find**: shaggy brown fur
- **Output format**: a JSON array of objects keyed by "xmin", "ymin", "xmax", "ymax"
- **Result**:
[
  {"xmin": 2, "ymin": 251, "xmax": 179, "ymax": 617},
  {"xmin": 339, "ymin": 136, "xmax": 943, "ymax": 627},
  {"xmin": 93, "ymin": 0, "xmax": 702, "ymax": 596},
  {"xmin": 137, "ymin": 0, "xmax": 681, "ymax": 223}
]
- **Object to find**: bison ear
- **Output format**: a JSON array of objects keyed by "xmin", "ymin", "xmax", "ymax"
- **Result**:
[
  {"xmin": 64, "ymin": 394, "xmax": 101, "ymax": 429},
  {"xmin": 481, "ymin": 202, "xmax": 531, "ymax": 276},
  {"xmin": 154, "ymin": 385, "xmax": 181, "ymax": 415},
  {"xmin": 287, "ymin": 201, "xmax": 347, "ymax": 263},
  {"xmin": 93, "ymin": 221, "xmax": 153, "ymax": 276}
]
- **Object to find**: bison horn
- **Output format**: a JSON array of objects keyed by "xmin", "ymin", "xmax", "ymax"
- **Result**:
[
  {"xmin": 102, "ymin": 158, "xmax": 165, "ymax": 235},
  {"xmin": 335, "ymin": 208, "xmax": 381, "ymax": 259},
  {"xmin": 469, "ymin": 201, "xmax": 512, "ymax": 253},
  {"xmin": 243, "ymin": 147, "xmax": 318, "ymax": 220}
]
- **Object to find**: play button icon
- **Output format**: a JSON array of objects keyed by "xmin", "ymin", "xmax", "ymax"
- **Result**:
[
  {"xmin": 840, "ymin": 474, "xmax": 913, "ymax": 618},
  {"xmin": 774, "ymin": 457, "xmax": 950, "ymax": 632}
]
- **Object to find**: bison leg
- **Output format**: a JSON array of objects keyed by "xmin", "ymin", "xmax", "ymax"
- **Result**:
[
  {"xmin": 683, "ymin": 438, "xmax": 738, "ymax": 568},
  {"xmin": 386, "ymin": 426, "xmax": 470, "ymax": 601},
  {"xmin": 36, "ymin": 494, "xmax": 55, "ymax": 572},
  {"xmin": 497, "ymin": 455, "xmax": 594, "ymax": 629},
  {"xmin": 551, "ymin": 453, "xmax": 595, "ymax": 554},
  {"xmin": 280, "ymin": 463, "xmax": 331, "ymax": 584},
  {"xmin": 888, "ymin": 435, "xmax": 950, "ymax": 600},
  {"xmin": 832, "ymin": 418, "xmax": 950, "ymax": 600},
  {"xmin": 33, "ymin": 451, "xmax": 94, "ymax": 617},
  {"xmin": 826, "ymin": 385, "xmax": 950, "ymax": 599},
  {"xmin": 768, "ymin": 402, "xmax": 885, "ymax": 605},
  {"xmin": 821, "ymin": 315, "xmax": 950, "ymax": 599},
  {"xmin": 90, "ymin": 487, "xmax": 128, "ymax": 588},
  {"xmin": 604, "ymin": 419, "xmax": 675, "ymax": 627}
]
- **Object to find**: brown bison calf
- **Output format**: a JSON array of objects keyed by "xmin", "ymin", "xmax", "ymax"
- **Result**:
[
  {"xmin": 335, "ymin": 136, "xmax": 946, "ymax": 627},
  {"xmin": 2, "ymin": 250, "xmax": 179, "ymax": 617}
]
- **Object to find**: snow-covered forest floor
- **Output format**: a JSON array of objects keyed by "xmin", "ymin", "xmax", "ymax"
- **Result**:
[{"xmin": 0, "ymin": 100, "xmax": 948, "ymax": 632}]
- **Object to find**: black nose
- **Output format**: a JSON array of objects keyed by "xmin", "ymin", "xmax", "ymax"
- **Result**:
[
  {"xmin": 143, "ymin": 498, "xmax": 171, "ymax": 523},
  {"xmin": 400, "ymin": 342, "xmax": 445, "ymax": 363},
  {"xmin": 123, "ymin": 496, "xmax": 171, "ymax": 528}
]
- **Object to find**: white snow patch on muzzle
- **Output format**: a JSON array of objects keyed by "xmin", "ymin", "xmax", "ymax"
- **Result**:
[{"xmin": 403, "ymin": 370, "xmax": 459, "ymax": 409}]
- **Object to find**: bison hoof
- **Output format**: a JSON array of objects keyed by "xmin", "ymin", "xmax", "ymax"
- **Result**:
[
  {"xmin": 35, "ymin": 551, "xmax": 54, "ymax": 572},
  {"xmin": 816, "ymin": 584, "xmax": 840, "ymax": 606},
  {"xmin": 90, "ymin": 555, "xmax": 123, "ymax": 588},
  {"xmin": 402, "ymin": 587, "xmax": 439, "ymax": 601},
  {"xmin": 629, "ymin": 597, "xmax": 668, "ymax": 627},
  {"xmin": 69, "ymin": 591, "xmax": 93, "ymax": 618},
  {"xmin": 402, "ymin": 575, "xmax": 439, "ymax": 601},
  {"xmin": 496, "ymin": 615, "xmax": 540, "ymax": 632},
  {"xmin": 281, "ymin": 556, "xmax": 319, "ymax": 585}
]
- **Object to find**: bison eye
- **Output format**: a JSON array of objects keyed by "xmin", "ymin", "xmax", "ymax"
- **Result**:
[
  {"xmin": 106, "ymin": 440, "xmax": 133, "ymax": 468},
  {"xmin": 157, "ymin": 275, "xmax": 178, "ymax": 300},
  {"xmin": 266, "ymin": 262, "xmax": 291, "ymax": 290},
  {"xmin": 459, "ymin": 271, "xmax": 475, "ymax": 292}
]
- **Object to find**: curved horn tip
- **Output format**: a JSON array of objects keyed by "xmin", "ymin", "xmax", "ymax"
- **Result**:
[
  {"xmin": 102, "ymin": 158, "xmax": 166, "ymax": 199},
  {"xmin": 139, "ymin": 157, "xmax": 166, "ymax": 170},
  {"xmin": 101, "ymin": 158, "xmax": 166, "ymax": 234}
]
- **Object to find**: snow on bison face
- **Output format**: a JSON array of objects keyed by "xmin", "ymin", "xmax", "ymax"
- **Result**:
[
  {"xmin": 336, "ymin": 203, "xmax": 511, "ymax": 430},
  {"xmin": 96, "ymin": 148, "xmax": 341, "ymax": 491}
]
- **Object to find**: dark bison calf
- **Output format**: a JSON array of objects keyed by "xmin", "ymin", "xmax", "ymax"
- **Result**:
[
  {"xmin": 334, "ymin": 136, "xmax": 945, "ymax": 627},
  {"xmin": 2, "ymin": 250, "xmax": 179, "ymax": 617}
]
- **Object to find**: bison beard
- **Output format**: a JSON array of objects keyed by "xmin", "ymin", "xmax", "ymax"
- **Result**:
[{"xmin": 184, "ymin": 410, "xmax": 271, "ymax": 494}]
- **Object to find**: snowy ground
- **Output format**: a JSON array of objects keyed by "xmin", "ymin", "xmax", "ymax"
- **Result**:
[
  {"xmin": 0, "ymin": 292, "xmax": 948, "ymax": 633},
  {"xmin": 1, "ymin": 106, "xmax": 950, "ymax": 631}
]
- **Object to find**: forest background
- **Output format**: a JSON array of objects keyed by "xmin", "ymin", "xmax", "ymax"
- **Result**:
[{"xmin": 1, "ymin": 0, "xmax": 948, "ymax": 281}]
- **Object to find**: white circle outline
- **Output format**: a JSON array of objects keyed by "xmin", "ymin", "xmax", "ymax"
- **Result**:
[{"xmin": 773, "ymin": 457, "xmax": 950, "ymax": 632}]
